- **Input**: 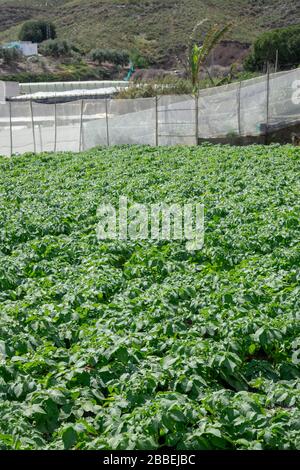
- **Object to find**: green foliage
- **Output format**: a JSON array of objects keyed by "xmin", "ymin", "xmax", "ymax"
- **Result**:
[
  {"xmin": 39, "ymin": 39, "xmax": 79, "ymax": 58},
  {"xmin": 116, "ymin": 77, "xmax": 194, "ymax": 98},
  {"xmin": 0, "ymin": 47, "xmax": 21, "ymax": 65},
  {"xmin": 0, "ymin": 67, "xmax": 111, "ymax": 83},
  {"xmin": 182, "ymin": 22, "xmax": 231, "ymax": 87},
  {"xmin": 89, "ymin": 49, "xmax": 129, "ymax": 66},
  {"xmin": 129, "ymin": 50, "xmax": 149, "ymax": 69},
  {"xmin": 244, "ymin": 24, "xmax": 300, "ymax": 71},
  {"xmin": 0, "ymin": 144, "xmax": 299, "ymax": 450},
  {"xmin": 18, "ymin": 20, "xmax": 56, "ymax": 44}
]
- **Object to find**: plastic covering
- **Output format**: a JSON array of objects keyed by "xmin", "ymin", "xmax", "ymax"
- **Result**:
[
  {"xmin": 0, "ymin": 68, "xmax": 300, "ymax": 156},
  {"xmin": 20, "ymin": 81, "xmax": 129, "ymax": 94}
]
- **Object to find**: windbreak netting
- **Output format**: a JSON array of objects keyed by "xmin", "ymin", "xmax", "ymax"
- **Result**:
[
  {"xmin": 55, "ymin": 101, "xmax": 82, "ymax": 152},
  {"xmin": 269, "ymin": 68, "xmax": 300, "ymax": 127},
  {"xmin": 239, "ymin": 75, "xmax": 268, "ymax": 137},
  {"xmin": 81, "ymin": 100, "xmax": 108, "ymax": 149},
  {"xmin": 0, "ymin": 103, "xmax": 11, "ymax": 157},
  {"xmin": 11, "ymin": 101, "xmax": 35, "ymax": 154},
  {"xmin": 158, "ymin": 95, "xmax": 196, "ymax": 145},
  {"xmin": 32, "ymin": 103, "xmax": 56, "ymax": 153},
  {"xmin": 108, "ymin": 98, "xmax": 156, "ymax": 145},
  {"xmin": 1, "ymin": 68, "xmax": 300, "ymax": 156},
  {"xmin": 198, "ymin": 83, "xmax": 239, "ymax": 139}
]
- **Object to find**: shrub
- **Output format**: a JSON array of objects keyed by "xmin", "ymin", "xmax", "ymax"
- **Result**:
[
  {"xmin": 0, "ymin": 47, "xmax": 22, "ymax": 65},
  {"xmin": 89, "ymin": 48, "xmax": 129, "ymax": 66},
  {"xmin": 18, "ymin": 20, "xmax": 56, "ymax": 43},
  {"xmin": 244, "ymin": 24, "xmax": 300, "ymax": 71},
  {"xmin": 116, "ymin": 77, "xmax": 194, "ymax": 98},
  {"xmin": 129, "ymin": 49, "xmax": 149, "ymax": 68},
  {"xmin": 40, "ymin": 39, "xmax": 78, "ymax": 58}
]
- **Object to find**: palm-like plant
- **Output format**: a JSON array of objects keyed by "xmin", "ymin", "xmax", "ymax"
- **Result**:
[{"xmin": 183, "ymin": 21, "xmax": 232, "ymax": 88}]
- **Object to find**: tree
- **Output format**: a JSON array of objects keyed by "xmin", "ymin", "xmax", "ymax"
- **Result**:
[
  {"xmin": 18, "ymin": 20, "xmax": 56, "ymax": 43},
  {"xmin": 182, "ymin": 21, "xmax": 231, "ymax": 88},
  {"xmin": 244, "ymin": 24, "xmax": 300, "ymax": 71}
]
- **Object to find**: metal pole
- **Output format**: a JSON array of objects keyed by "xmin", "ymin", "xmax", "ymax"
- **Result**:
[
  {"xmin": 195, "ymin": 93, "xmax": 199, "ymax": 145},
  {"xmin": 105, "ymin": 98, "xmax": 110, "ymax": 146},
  {"xmin": 237, "ymin": 81, "xmax": 242, "ymax": 136},
  {"xmin": 275, "ymin": 49, "xmax": 279, "ymax": 73},
  {"xmin": 54, "ymin": 102, "xmax": 57, "ymax": 152},
  {"xmin": 30, "ymin": 100, "xmax": 36, "ymax": 153},
  {"xmin": 9, "ymin": 101, "xmax": 13, "ymax": 157},
  {"xmin": 155, "ymin": 96, "xmax": 158, "ymax": 146},
  {"xmin": 265, "ymin": 63, "xmax": 270, "ymax": 145},
  {"xmin": 79, "ymin": 99, "xmax": 84, "ymax": 152}
]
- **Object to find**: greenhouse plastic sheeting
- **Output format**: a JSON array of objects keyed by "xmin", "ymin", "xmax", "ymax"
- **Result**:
[
  {"xmin": 108, "ymin": 98, "xmax": 156, "ymax": 145},
  {"xmin": 20, "ymin": 81, "xmax": 129, "ymax": 94},
  {"xmin": 158, "ymin": 95, "xmax": 196, "ymax": 145}
]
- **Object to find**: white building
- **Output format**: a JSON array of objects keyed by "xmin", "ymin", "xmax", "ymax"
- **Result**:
[{"xmin": 2, "ymin": 41, "xmax": 38, "ymax": 57}]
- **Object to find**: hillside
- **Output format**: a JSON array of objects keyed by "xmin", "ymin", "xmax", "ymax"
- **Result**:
[{"xmin": 0, "ymin": 0, "xmax": 300, "ymax": 64}]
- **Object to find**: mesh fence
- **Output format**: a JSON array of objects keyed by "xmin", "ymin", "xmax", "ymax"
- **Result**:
[
  {"xmin": 158, "ymin": 95, "xmax": 196, "ymax": 145},
  {"xmin": 0, "ymin": 68, "xmax": 300, "ymax": 156}
]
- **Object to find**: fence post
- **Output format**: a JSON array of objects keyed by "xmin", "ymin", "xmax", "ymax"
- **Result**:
[
  {"xmin": 30, "ymin": 100, "xmax": 36, "ymax": 154},
  {"xmin": 237, "ymin": 81, "xmax": 242, "ymax": 136},
  {"xmin": 79, "ymin": 99, "xmax": 84, "ymax": 152},
  {"xmin": 9, "ymin": 101, "xmax": 13, "ymax": 157},
  {"xmin": 54, "ymin": 102, "xmax": 57, "ymax": 153},
  {"xmin": 155, "ymin": 96, "xmax": 158, "ymax": 146},
  {"xmin": 105, "ymin": 98, "xmax": 110, "ymax": 146},
  {"xmin": 265, "ymin": 64, "xmax": 270, "ymax": 144},
  {"xmin": 275, "ymin": 49, "xmax": 279, "ymax": 73},
  {"xmin": 195, "ymin": 94, "xmax": 199, "ymax": 145}
]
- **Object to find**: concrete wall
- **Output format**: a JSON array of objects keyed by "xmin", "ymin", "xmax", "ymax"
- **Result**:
[{"xmin": 0, "ymin": 81, "xmax": 20, "ymax": 102}]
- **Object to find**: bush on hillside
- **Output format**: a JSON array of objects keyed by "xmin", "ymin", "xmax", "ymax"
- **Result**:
[
  {"xmin": 244, "ymin": 24, "xmax": 300, "ymax": 71},
  {"xmin": 18, "ymin": 20, "xmax": 56, "ymax": 43},
  {"xmin": 0, "ymin": 47, "xmax": 22, "ymax": 65},
  {"xmin": 40, "ymin": 39, "xmax": 79, "ymax": 58},
  {"xmin": 89, "ymin": 48, "xmax": 129, "ymax": 66}
]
